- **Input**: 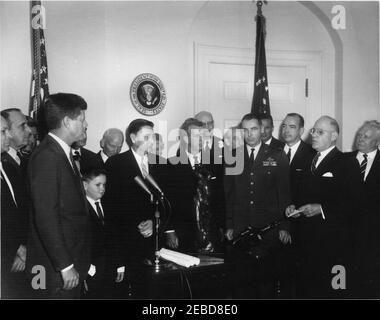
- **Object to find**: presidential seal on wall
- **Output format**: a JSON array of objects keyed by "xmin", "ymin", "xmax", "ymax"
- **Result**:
[{"xmin": 130, "ymin": 73, "xmax": 167, "ymax": 116}]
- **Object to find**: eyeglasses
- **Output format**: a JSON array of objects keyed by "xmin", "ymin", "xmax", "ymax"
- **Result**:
[{"xmin": 309, "ymin": 128, "xmax": 334, "ymax": 136}]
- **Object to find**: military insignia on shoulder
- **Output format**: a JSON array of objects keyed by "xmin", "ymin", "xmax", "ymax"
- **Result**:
[{"xmin": 130, "ymin": 73, "xmax": 167, "ymax": 116}]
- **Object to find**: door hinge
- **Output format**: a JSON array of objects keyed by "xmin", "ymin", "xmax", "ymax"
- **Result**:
[{"xmin": 305, "ymin": 78, "xmax": 309, "ymax": 97}]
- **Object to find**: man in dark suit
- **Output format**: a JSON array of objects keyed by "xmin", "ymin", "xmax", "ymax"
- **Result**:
[
  {"xmin": 1, "ymin": 109, "xmax": 31, "ymax": 298},
  {"xmin": 281, "ymin": 113, "xmax": 316, "ymax": 206},
  {"xmin": 260, "ymin": 114, "xmax": 285, "ymax": 151},
  {"xmin": 103, "ymin": 119, "xmax": 170, "ymax": 297},
  {"xmin": 1, "ymin": 114, "xmax": 29, "ymax": 298},
  {"xmin": 286, "ymin": 115, "xmax": 348, "ymax": 298},
  {"xmin": 26, "ymin": 93, "xmax": 91, "ymax": 299},
  {"xmin": 167, "ymin": 118, "xmax": 225, "ymax": 254},
  {"xmin": 345, "ymin": 120, "xmax": 380, "ymax": 298},
  {"xmin": 97, "ymin": 128, "xmax": 124, "ymax": 165},
  {"xmin": 72, "ymin": 135, "xmax": 103, "ymax": 175},
  {"xmin": 225, "ymin": 113, "xmax": 291, "ymax": 298}
]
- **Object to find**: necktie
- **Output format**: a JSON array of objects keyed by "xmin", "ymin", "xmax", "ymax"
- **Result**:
[
  {"xmin": 360, "ymin": 154, "xmax": 368, "ymax": 180},
  {"xmin": 311, "ymin": 152, "xmax": 321, "ymax": 174},
  {"xmin": 16, "ymin": 150, "xmax": 23, "ymax": 166},
  {"xmin": 72, "ymin": 150, "xmax": 81, "ymax": 174},
  {"xmin": 286, "ymin": 148, "xmax": 291, "ymax": 162},
  {"xmin": 69, "ymin": 150, "xmax": 81, "ymax": 177},
  {"xmin": 95, "ymin": 201, "xmax": 105, "ymax": 225},
  {"xmin": 249, "ymin": 148, "xmax": 255, "ymax": 162},
  {"xmin": 141, "ymin": 157, "xmax": 149, "ymax": 178}
]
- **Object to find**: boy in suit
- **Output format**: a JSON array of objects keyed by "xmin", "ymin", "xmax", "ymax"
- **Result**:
[{"xmin": 82, "ymin": 168, "xmax": 125, "ymax": 299}]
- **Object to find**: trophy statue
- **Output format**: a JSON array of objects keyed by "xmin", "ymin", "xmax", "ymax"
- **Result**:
[{"xmin": 193, "ymin": 165, "xmax": 214, "ymax": 253}]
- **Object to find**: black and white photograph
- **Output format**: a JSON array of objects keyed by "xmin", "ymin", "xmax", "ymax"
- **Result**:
[{"xmin": 1, "ymin": 0, "xmax": 380, "ymax": 304}]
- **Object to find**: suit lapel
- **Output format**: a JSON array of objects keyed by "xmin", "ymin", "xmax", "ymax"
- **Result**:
[
  {"xmin": 1, "ymin": 152, "xmax": 21, "ymax": 177},
  {"xmin": 46, "ymin": 136, "xmax": 88, "ymax": 209},
  {"xmin": 365, "ymin": 149, "xmax": 380, "ymax": 184},
  {"xmin": 87, "ymin": 201, "xmax": 104, "ymax": 226},
  {"xmin": 290, "ymin": 141, "xmax": 304, "ymax": 169},
  {"xmin": 127, "ymin": 149, "xmax": 145, "ymax": 178},
  {"xmin": 314, "ymin": 147, "xmax": 339, "ymax": 176}
]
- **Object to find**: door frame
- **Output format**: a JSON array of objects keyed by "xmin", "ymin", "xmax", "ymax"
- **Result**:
[{"xmin": 194, "ymin": 43, "xmax": 324, "ymax": 131}]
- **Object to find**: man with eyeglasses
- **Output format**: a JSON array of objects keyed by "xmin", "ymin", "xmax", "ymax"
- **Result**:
[
  {"xmin": 344, "ymin": 120, "xmax": 380, "ymax": 298},
  {"xmin": 285, "ymin": 115, "xmax": 349, "ymax": 299}
]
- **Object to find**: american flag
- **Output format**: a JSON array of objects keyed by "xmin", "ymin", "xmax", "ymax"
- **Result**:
[
  {"xmin": 251, "ymin": 1, "xmax": 270, "ymax": 116},
  {"xmin": 29, "ymin": 0, "xmax": 49, "ymax": 139}
]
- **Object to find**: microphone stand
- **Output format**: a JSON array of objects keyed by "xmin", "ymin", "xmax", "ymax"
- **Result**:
[
  {"xmin": 150, "ymin": 192, "xmax": 168, "ymax": 273},
  {"xmin": 154, "ymin": 197, "xmax": 161, "ymax": 272}
]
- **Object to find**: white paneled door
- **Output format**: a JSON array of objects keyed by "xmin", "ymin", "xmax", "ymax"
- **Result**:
[{"xmin": 195, "ymin": 44, "xmax": 322, "ymax": 140}]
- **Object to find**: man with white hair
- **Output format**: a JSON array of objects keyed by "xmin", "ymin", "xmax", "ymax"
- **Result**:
[
  {"xmin": 286, "ymin": 115, "xmax": 349, "ymax": 298},
  {"xmin": 98, "ymin": 128, "xmax": 124, "ymax": 165},
  {"xmin": 345, "ymin": 120, "xmax": 380, "ymax": 298}
]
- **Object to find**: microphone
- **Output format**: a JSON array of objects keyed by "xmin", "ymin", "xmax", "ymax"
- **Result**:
[
  {"xmin": 134, "ymin": 176, "xmax": 154, "ymax": 200},
  {"xmin": 145, "ymin": 174, "xmax": 164, "ymax": 196}
]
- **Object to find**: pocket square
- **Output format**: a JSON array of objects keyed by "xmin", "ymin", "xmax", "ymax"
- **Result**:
[
  {"xmin": 295, "ymin": 169, "xmax": 303, "ymax": 172},
  {"xmin": 322, "ymin": 172, "xmax": 333, "ymax": 177}
]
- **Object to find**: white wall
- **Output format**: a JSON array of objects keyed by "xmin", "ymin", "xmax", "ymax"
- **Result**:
[{"xmin": 1, "ymin": 1, "xmax": 379, "ymax": 152}]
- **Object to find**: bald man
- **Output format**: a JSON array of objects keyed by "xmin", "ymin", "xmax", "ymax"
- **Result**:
[
  {"xmin": 285, "ymin": 115, "xmax": 349, "ymax": 298},
  {"xmin": 98, "ymin": 128, "xmax": 124, "ymax": 165}
]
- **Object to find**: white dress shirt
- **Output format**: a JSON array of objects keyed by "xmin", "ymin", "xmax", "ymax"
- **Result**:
[
  {"xmin": 314, "ymin": 145, "xmax": 336, "ymax": 221},
  {"xmin": 100, "ymin": 150, "xmax": 108, "ymax": 163},
  {"xmin": 357, "ymin": 149, "xmax": 377, "ymax": 181},
  {"xmin": 264, "ymin": 137, "xmax": 272, "ymax": 146},
  {"xmin": 48, "ymin": 133, "xmax": 75, "ymax": 171},
  {"xmin": 131, "ymin": 148, "xmax": 149, "ymax": 176},
  {"xmin": 7, "ymin": 147, "xmax": 21, "ymax": 166},
  {"xmin": 246, "ymin": 142, "xmax": 261, "ymax": 161},
  {"xmin": 315, "ymin": 145, "xmax": 336, "ymax": 168},
  {"xmin": 284, "ymin": 140, "xmax": 302, "ymax": 164}
]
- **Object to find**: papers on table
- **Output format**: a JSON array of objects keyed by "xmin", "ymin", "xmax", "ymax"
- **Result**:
[{"xmin": 158, "ymin": 248, "xmax": 200, "ymax": 268}]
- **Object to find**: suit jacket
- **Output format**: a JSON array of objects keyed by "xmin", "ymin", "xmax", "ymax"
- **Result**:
[
  {"xmin": 1, "ymin": 162, "xmax": 28, "ymax": 275},
  {"xmin": 103, "ymin": 150, "xmax": 170, "ymax": 268},
  {"xmin": 344, "ymin": 150, "xmax": 380, "ymax": 280},
  {"xmin": 96, "ymin": 151, "xmax": 107, "ymax": 168},
  {"xmin": 268, "ymin": 137, "xmax": 285, "ymax": 151},
  {"xmin": 167, "ymin": 147, "xmax": 225, "ymax": 253},
  {"xmin": 1, "ymin": 153, "xmax": 29, "ymax": 248},
  {"xmin": 294, "ymin": 146, "xmax": 349, "ymax": 275},
  {"xmin": 225, "ymin": 143, "xmax": 291, "ymax": 246},
  {"xmin": 287, "ymin": 141, "xmax": 317, "ymax": 206},
  {"xmin": 87, "ymin": 201, "xmax": 106, "ymax": 275},
  {"xmin": 26, "ymin": 135, "xmax": 91, "ymax": 297}
]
